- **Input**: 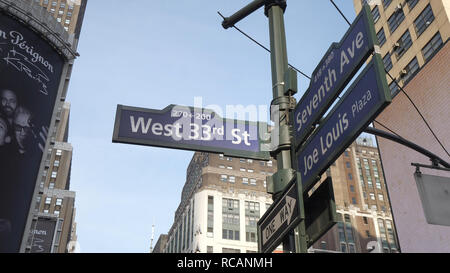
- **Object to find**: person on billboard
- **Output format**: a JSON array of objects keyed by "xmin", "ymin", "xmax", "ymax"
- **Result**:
[
  {"xmin": 0, "ymin": 116, "xmax": 11, "ymax": 147},
  {"xmin": 13, "ymin": 106, "xmax": 34, "ymax": 155},
  {"xmin": 0, "ymin": 89, "xmax": 18, "ymax": 126}
]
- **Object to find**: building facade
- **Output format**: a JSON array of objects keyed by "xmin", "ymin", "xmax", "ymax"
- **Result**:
[
  {"xmin": 310, "ymin": 137, "xmax": 398, "ymax": 253},
  {"xmin": 162, "ymin": 152, "xmax": 277, "ymax": 253},
  {"xmin": 352, "ymin": 0, "xmax": 450, "ymax": 252}
]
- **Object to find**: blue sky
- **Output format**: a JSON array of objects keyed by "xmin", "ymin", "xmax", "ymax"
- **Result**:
[{"xmin": 67, "ymin": 0, "xmax": 359, "ymax": 253}]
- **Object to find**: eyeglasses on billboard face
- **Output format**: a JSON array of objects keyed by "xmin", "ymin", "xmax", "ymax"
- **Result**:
[
  {"xmin": 14, "ymin": 124, "xmax": 32, "ymax": 134},
  {"xmin": 1, "ymin": 98, "xmax": 17, "ymax": 106}
]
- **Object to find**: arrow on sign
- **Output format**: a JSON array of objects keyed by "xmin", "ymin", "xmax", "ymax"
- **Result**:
[{"xmin": 262, "ymin": 195, "xmax": 297, "ymax": 246}]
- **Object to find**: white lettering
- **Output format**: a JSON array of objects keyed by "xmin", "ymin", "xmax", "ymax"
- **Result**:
[{"xmin": 130, "ymin": 116, "xmax": 152, "ymax": 134}]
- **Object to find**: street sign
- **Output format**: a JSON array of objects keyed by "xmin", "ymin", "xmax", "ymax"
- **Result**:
[
  {"xmin": 258, "ymin": 175, "xmax": 304, "ymax": 253},
  {"xmin": 293, "ymin": 5, "xmax": 377, "ymax": 148},
  {"xmin": 295, "ymin": 53, "xmax": 391, "ymax": 193},
  {"xmin": 112, "ymin": 104, "xmax": 271, "ymax": 160},
  {"xmin": 304, "ymin": 177, "xmax": 337, "ymax": 248}
]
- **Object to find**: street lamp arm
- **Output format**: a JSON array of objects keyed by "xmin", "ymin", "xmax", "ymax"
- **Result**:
[{"xmin": 364, "ymin": 126, "xmax": 450, "ymax": 169}]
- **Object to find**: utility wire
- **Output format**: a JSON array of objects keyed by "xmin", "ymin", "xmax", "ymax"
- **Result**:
[
  {"xmin": 217, "ymin": 11, "xmax": 311, "ymax": 80},
  {"xmin": 329, "ymin": 0, "xmax": 450, "ymax": 159}
]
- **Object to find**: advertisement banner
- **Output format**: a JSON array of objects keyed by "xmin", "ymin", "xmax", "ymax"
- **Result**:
[
  {"xmin": 29, "ymin": 217, "xmax": 57, "ymax": 253},
  {"xmin": 0, "ymin": 13, "xmax": 64, "ymax": 252}
]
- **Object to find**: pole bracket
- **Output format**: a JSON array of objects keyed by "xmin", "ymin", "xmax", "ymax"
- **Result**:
[{"xmin": 264, "ymin": 0, "xmax": 287, "ymax": 17}]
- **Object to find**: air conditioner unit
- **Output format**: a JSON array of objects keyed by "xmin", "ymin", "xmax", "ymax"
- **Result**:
[
  {"xmin": 400, "ymin": 69, "xmax": 408, "ymax": 77},
  {"xmin": 393, "ymin": 42, "xmax": 400, "ymax": 50}
]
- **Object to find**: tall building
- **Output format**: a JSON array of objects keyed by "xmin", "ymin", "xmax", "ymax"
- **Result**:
[
  {"xmin": 352, "ymin": 0, "xmax": 450, "ymax": 252},
  {"xmin": 0, "ymin": 0, "xmax": 87, "ymax": 253},
  {"xmin": 354, "ymin": 0, "xmax": 449, "ymax": 95},
  {"xmin": 159, "ymin": 137, "xmax": 397, "ymax": 253},
  {"xmin": 33, "ymin": 0, "xmax": 85, "ymax": 35},
  {"xmin": 309, "ymin": 137, "xmax": 398, "ymax": 253},
  {"xmin": 163, "ymin": 152, "xmax": 277, "ymax": 253}
]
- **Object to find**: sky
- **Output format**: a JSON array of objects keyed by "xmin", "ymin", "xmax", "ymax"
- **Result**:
[{"xmin": 66, "ymin": 0, "xmax": 361, "ymax": 253}]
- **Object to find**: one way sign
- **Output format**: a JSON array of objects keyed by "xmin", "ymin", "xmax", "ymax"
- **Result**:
[{"xmin": 258, "ymin": 177, "xmax": 303, "ymax": 253}]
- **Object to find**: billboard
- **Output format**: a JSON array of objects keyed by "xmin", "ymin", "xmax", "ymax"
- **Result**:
[
  {"xmin": 0, "ymin": 13, "xmax": 65, "ymax": 252},
  {"xmin": 29, "ymin": 217, "xmax": 58, "ymax": 253}
]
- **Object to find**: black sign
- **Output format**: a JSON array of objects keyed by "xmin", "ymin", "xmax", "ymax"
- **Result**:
[
  {"xmin": 258, "ymin": 177, "xmax": 303, "ymax": 253},
  {"xmin": 30, "ymin": 217, "xmax": 57, "ymax": 253},
  {"xmin": 304, "ymin": 177, "xmax": 337, "ymax": 248},
  {"xmin": 0, "ymin": 13, "xmax": 65, "ymax": 252}
]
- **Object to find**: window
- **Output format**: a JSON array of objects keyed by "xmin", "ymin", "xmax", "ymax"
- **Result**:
[
  {"xmin": 414, "ymin": 4, "xmax": 434, "ymax": 37},
  {"xmin": 383, "ymin": 52, "xmax": 393, "ymax": 72},
  {"xmin": 387, "ymin": 8, "xmax": 405, "ymax": 34},
  {"xmin": 350, "ymin": 185, "xmax": 355, "ymax": 192},
  {"xmin": 242, "ymin": 177, "xmax": 249, "ymax": 184},
  {"xmin": 247, "ymin": 159, "xmax": 253, "ymax": 164},
  {"xmin": 45, "ymin": 197, "xmax": 52, "ymax": 204},
  {"xmin": 249, "ymin": 178, "xmax": 257, "ymax": 186},
  {"xmin": 51, "ymin": 171, "xmax": 57, "ymax": 178},
  {"xmin": 56, "ymin": 149, "xmax": 62, "ymax": 156},
  {"xmin": 348, "ymin": 173, "xmax": 353, "ymax": 180},
  {"xmin": 352, "ymin": 197, "xmax": 357, "ymax": 205},
  {"xmin": 49, "ymin": 182, "xmax": 55, "ymax": 189},
  {"xmin": 406, "ymin": 0, "xmax": 418, "ymax": 11},
  {"xmin": 222, "ymin": 198, "xmax": 240, "ymax": 241},
  {"xmin": 363, "ymin": 216, "xmax": 368, "ymax": 225},
  {"xmin": 344, "ymin": 151, "xmax": 349, "ymax": 157},
  {"xmin": 229, "ymin": 176, "xmax": 235, "ymax": 183},
  {"xmin": 394, "ymin": 30, "xmax": 412, "ymax": 60},
  {"xmin": 245, "ymin": 201, "xmax": 260, "ymax": 242},
  {"xmin": 220, "ymin": 174, "xmax": 227, "ymax": 182},
  {"xmin": 219, "ymin": 165, "xmax": 225, "ymax": 169},
  {"xmin": 267, "ymin": 160, "xmax": 273, "ymax": 167},
  {"xmin": 53, "ymin": 160, "xmax": 60, "ymax": 167},
  {"xmin": 378, "ymin": 193, "xmax": 384, "ymax": 201},
  {"xmin": 400, "ymin": 57, "xmax": 419, "ymax": 84},
  {"xmin": 389, "ymin": 80, "xmax": 400, "ymax": 96},
  {"xmin": 226, "ymin": 166, "xmax": 233, "ymax": 170},
  {"xmin": 377, "ymin": 28, "xmax": 386, "ymax": 47},
  {"xmin": 240, "ymin": 158, "xmax": 246, "ymax": 163},
  {"xmin": 371, "ymin": 6, "xmax": 380, "ymax": 23},
  {"xmin": 346, "ymin": 162, "xmax": 351, "ymax": 168},
  {"xmin": 247, "ymin": 169, "xmax": 254, "ymax": 173},
  {"xmin": 240, "ymin": 168, "xmax": 246, "ymax": 172},
  {"xmin": 382, "ymin": 0, "xmax": 392, "ymax": 9},
  {"xmin": 207, "ymin": 246, "xmax": 213, "ymax": 253},
  {"xmin": 370, "ymin": 193, "xmax": 376, "ymax": 200},
  {"xmin": 422, "ymin": 32, "xmax": 443, "ymax": 63},
  {"xmin": 207, "ymin": 196, "xmax": 214, "ymax": 236},
  {"xmin": 378, "ymin": 219, "xmax": 390, "ymax": 252}
]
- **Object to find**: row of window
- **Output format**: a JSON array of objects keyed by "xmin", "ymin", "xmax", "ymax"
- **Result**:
[
  {"xmin": 40, "ymin": 196, "xmax": 63, "ymax": 216},
  {"xmin": 384, "ymin": 30, "xmax": 443, "ymax": 87},
  {"xmin": 219, "ymin": 154, "xmax": 273, "ymax": 167},
  {"xmin": 372, "ymin": 3, "xmax": 443, "ymax": 95}
]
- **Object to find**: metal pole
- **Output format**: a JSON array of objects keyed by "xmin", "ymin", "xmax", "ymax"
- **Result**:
[
  {"xmin": 265, "ymin": 2, "xmax": 308, "ymax": 253},
  {"xmin": 221, "ymin": 0, "xmax": 266, "ymax": 29}
]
